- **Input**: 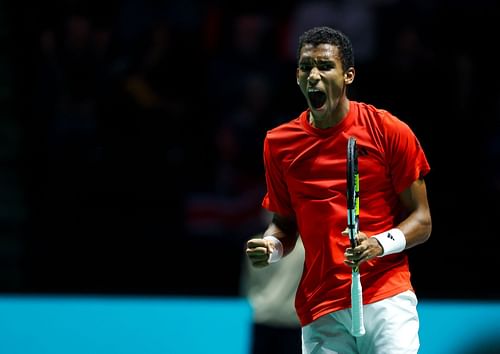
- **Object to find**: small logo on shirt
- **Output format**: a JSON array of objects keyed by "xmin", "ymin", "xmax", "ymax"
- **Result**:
[
  {"xmin": 387, "ymin": 233, "xmax": 395, "ymax": 241},
  {"xmin": 357, "ymin": 146, "xmax": 369, "ymax": 156}
]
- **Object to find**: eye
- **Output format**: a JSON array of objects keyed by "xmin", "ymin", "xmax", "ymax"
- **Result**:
[
  {"xmin": 317, "ymin": 63, "xmax": 333, "ymax": 71},
  {"xmin": 299, "ymin": 64, "xmax": 312, "ymax": 72}
]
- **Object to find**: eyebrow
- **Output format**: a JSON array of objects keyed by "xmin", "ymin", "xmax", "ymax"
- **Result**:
[{"xmin": 299, "ymin": 58, "xmax": 335, "ymax": 64}]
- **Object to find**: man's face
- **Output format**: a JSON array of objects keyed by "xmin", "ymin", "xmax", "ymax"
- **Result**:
[{"xmin": 296, "ymin": 43, "xmax": 353, "ymax": 125}]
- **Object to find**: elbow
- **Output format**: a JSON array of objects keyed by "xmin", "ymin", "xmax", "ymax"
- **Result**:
[
  {"xmin": 421, "ymin": 216, "xmax": 432, "ymax": 243},
  {"xmin": 423, "ymin": 224, "xmax": 432, "ymax": 243},
  {"xmin": 413, "ymin": 210, "xmax": 432, "ymax": 246}
]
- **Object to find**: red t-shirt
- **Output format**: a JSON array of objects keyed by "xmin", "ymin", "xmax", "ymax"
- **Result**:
[{"xmin": 262, "ymin": 100, "xmax": 430, "ymax": 326}]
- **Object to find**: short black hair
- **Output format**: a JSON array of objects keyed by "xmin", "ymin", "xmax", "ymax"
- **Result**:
[{"xmin": 297, "ymin": 26, "xmax": 354, "ymax": 71}]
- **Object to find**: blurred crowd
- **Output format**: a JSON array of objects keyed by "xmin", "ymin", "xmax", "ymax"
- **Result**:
[{"xmin": 1, "ymin": 0, "xmax": 499, "ymax": 298}]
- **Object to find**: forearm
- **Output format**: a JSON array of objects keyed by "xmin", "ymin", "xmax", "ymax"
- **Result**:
[
  {"xmin": 370, "ymin": 210, "xmax": 431, "ymax": 259},
  {"xmin": 371, "ymin": 179, "xmax": 432, "ymax": 257},
  {"xmin": 396, "ymin": 208, "xmax": 432, "ymax": 250},
  {"xmin": 395, "ymin": 178, "xmax": 432, "ymax": 250}
]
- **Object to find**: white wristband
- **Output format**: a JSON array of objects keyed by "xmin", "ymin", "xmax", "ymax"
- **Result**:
[
  {"xmin": 372, "ymin": 228, "xmax": 406, "ymax": 256},
  {"xmin": 263, "ymin": 235, "xmax": 283, "ymax": 263}
]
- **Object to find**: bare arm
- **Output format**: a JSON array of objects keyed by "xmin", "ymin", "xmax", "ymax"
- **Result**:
[
  {"xmin": 396, "ymin": 178, "xmax": 432, "ymax": 249},
  {"xmin": 246, "ymin": 213, "xmax": 299, "ymax": 268}
]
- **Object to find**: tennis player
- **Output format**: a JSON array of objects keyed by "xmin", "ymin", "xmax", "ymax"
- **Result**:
[{"xmin": 245, "ymin": 26, "xmax": 432, "ymax": 354}]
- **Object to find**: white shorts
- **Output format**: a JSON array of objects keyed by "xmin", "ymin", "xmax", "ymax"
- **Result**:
[{"xmin": 302, "ymin": 290, "xmax": 419, "ymax": 354}]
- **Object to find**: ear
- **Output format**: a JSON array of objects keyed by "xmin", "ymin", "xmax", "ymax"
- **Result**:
[
  {"xmin": 344, "ymin": 67, "xmax": 355, "ymax": 85},
  {"xmin": 296, "ymin": 68, "xmax": 300, "ymax": 85}
]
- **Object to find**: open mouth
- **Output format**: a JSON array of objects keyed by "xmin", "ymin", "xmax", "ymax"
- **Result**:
[{"xmin": 308, "ymin": 90, "xmax": 327, "ymax": 109}]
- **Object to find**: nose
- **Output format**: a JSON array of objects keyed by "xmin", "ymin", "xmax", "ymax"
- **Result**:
[{"xmin": 308, "ymin": 67, "xmax": 320, "ymax": 84}]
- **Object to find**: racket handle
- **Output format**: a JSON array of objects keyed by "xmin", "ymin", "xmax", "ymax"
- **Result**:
[{"xmin": 351, "ymin": 269, "xmax": 366, "ymax": 337}]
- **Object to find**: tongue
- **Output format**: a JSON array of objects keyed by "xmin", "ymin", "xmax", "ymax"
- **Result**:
[{"xmin": 309, "ymin": 91, "xmax": 326, "ymax": 109}]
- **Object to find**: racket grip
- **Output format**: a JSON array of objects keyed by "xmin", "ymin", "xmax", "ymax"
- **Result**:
[{"xmin": 351, "ymin": 269, "xmax": 366, "ymax": 337}]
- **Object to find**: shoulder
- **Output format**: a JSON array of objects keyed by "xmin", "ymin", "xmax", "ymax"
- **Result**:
[
  {"xmin": 266, "ymin": 110, "xmax": 306, "ymax": 141},
  {"xmin": 354, "ymin": 101, "xmax": 413, "ymax": 134},
  {"xmin": 355, "ymin": 101, "xmax": 401, "ymax": 123}
]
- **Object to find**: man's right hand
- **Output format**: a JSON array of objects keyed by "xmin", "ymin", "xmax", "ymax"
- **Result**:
[{"xmin": 246, "ymin": 238, "xmax": 274, "ymax": 268}]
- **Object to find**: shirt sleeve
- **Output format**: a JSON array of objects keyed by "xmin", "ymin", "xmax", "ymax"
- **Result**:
[{"xmin": 384, "ymin": 115, "xmax": 431, "ymax": 194}]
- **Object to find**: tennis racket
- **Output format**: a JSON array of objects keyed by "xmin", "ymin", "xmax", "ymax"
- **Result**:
[{"xmin": 346, "ymin": 136, "xmax": 366, "ymax": 337}]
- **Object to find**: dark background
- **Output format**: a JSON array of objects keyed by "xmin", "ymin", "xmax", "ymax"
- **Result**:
[{"xmin": 1, "ymin": 0, "xmax": 499, "ymax": 299}]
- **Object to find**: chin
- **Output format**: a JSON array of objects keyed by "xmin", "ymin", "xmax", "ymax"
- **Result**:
[{"xmin": 311, "ymin": 106, "xmax": 327, "ymax": 117}]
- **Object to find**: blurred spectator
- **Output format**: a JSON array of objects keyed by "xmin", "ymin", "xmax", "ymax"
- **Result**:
[
  {"xmin": 205, "ymin": 11, "xmax": 283, "ymax": 115},
  {"xmin": 240, "ymin": 215, "xmax": 304, "ymax": 354},
  {"xmin": 185, "ymin": 46, "xmax": 279, "ymax": 293},
  {"xmin": 24, "ymin": 10, "xmax": 117, "ymax": 291}
]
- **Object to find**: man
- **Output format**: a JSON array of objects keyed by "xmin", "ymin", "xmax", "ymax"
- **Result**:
[{"xmin": 245, "ymin": 26, "xmax": 432, "ymax": 353}]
